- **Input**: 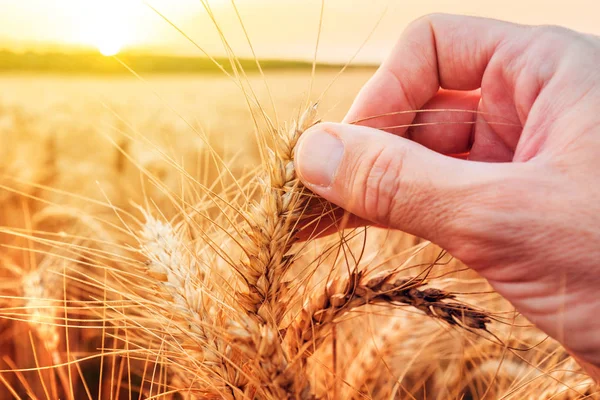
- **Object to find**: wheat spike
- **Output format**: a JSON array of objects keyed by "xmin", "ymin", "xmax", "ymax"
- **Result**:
[
  {"xmin": 139, "ymin": 210, "xmax": 211, "ymax": 343},
  {"xmin": 139, "ymin": 211, "xmax": 233, "ymax": 398},
  {"xmin": 22, "ymin": 268, "xmax": 60, "ymax": 353},
  {"xmin": 227, "ymin": 105, "xmax": 320, "ymax": 398},
  {"xmin": 238, "ymin": 104, "xmax": 319, "ymax": 323},
  {"xmin": 286, "ymin": 269, "xmax": 491, "ymax": 359}
]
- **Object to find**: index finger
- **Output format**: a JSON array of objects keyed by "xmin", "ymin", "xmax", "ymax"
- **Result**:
[{"xmin": 344, "ymin": 14, "xmax": 526, "ymax": 133}]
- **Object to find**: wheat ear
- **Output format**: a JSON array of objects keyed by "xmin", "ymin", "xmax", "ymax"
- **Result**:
[
  {"xmin": 22, "ymin": 268, "xmax": 60, "ymax": 353},
  {"xmin": 238, "ymin": 104, "xmax": 318, "ymax": 323},
  {"xmin": 230, "ymin": 105, "xmax": 319, "ymax": 399},
  {"xmin": 286, "ymin": 269, "xmax": 491, "ymax": 358},
  {"xmin": 139, "ymin": 210, "xmax": 212, "ymax": 344},
  {"xmin": 139, "ymin": 212, "xmax": 243, "ymax": 398}
]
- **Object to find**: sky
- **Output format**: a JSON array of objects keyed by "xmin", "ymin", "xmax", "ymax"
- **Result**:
[{"xmin": 1, "ymin": 0, "xmax": 599, "ymax": 62}]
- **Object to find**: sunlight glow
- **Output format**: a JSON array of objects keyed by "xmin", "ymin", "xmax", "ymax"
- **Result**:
[
  {"xmin": 78, "ymin": 0, "xmax": 142, "ymax": 56},
  {"xmin": 97, "ymin": 40, "xmax": 122, "ymax": 57}
]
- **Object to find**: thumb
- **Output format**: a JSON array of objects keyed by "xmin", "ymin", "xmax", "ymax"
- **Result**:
[{"xmin": 294, "ymin": 122, "xmax": 513, "ymax": 244}]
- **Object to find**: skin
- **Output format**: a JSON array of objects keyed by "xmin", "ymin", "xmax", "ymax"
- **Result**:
[{"xmin": 293, "ymin": 14, "xmax": 600, "ymax": 379}]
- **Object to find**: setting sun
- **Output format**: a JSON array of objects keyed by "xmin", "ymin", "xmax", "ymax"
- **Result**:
[
  {"xmin": 79, "ymin": 0, "xmax": 141, "ymax": 56},
  {"xmin": 97, "ymin": 40, "xmax": 122, "ymax": 57}
]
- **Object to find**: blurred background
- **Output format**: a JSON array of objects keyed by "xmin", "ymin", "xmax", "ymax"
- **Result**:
[{"xmin": 2, "ymin": 0, "xmax": 599, "ymax": 65}]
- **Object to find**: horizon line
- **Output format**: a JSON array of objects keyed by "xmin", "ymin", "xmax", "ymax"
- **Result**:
[{"xmin": 0, "ymin": 49, "xmax": 379, "ymax": 75}]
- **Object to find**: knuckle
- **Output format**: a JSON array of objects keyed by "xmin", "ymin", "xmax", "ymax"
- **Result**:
[
  {"xmin": 415, "ymin": 13, "xmax": 447, "ymax": 26},
  {"xmin": 404, "ymin": 13, "xmax": 442, "ymax": 38},
  {"xmin": 406, "ymin": 14, "xmax": 430, "ymax": 31},
  {"xmin": 358, "ymin": 146, "xmax": 407, "ymax": 226}
]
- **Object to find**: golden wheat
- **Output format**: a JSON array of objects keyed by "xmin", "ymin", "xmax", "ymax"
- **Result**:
[{"xmin": 0, "ymin": 52, "xmax": 597, "ymax": 400}]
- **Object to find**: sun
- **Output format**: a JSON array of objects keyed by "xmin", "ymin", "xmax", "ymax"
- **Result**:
[
  {"xmin": 77, "ymin": 1, "xmax": 141, "ymax": 56},
  {"xmin": 96, "ymin": 36, "xmax": 123, "ymax": 57}
]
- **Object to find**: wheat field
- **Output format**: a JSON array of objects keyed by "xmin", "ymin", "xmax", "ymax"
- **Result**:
[{"xmin": 0, "ymin": 23, "xmax": 598, "ymax": 400}]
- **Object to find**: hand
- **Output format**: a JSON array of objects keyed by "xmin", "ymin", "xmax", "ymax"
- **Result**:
[{"xmin": 294, "ymin": 14, "xmax": 600, "ymax": 378}]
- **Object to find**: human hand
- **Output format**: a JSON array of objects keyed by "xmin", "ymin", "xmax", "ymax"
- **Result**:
[{"xmin": 294, "ymin": 14, "xmax": 600, "ymax": 378}]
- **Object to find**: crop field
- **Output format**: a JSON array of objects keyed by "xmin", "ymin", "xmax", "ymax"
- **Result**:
[{"xmin": 0, "ymin": 66, "xmax": 596, "ymax": 399}]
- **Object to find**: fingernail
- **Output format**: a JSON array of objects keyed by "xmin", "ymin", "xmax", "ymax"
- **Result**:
[{"xmin": 295, "ymin": 127, "xmax": 344, "ymax": 187}]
